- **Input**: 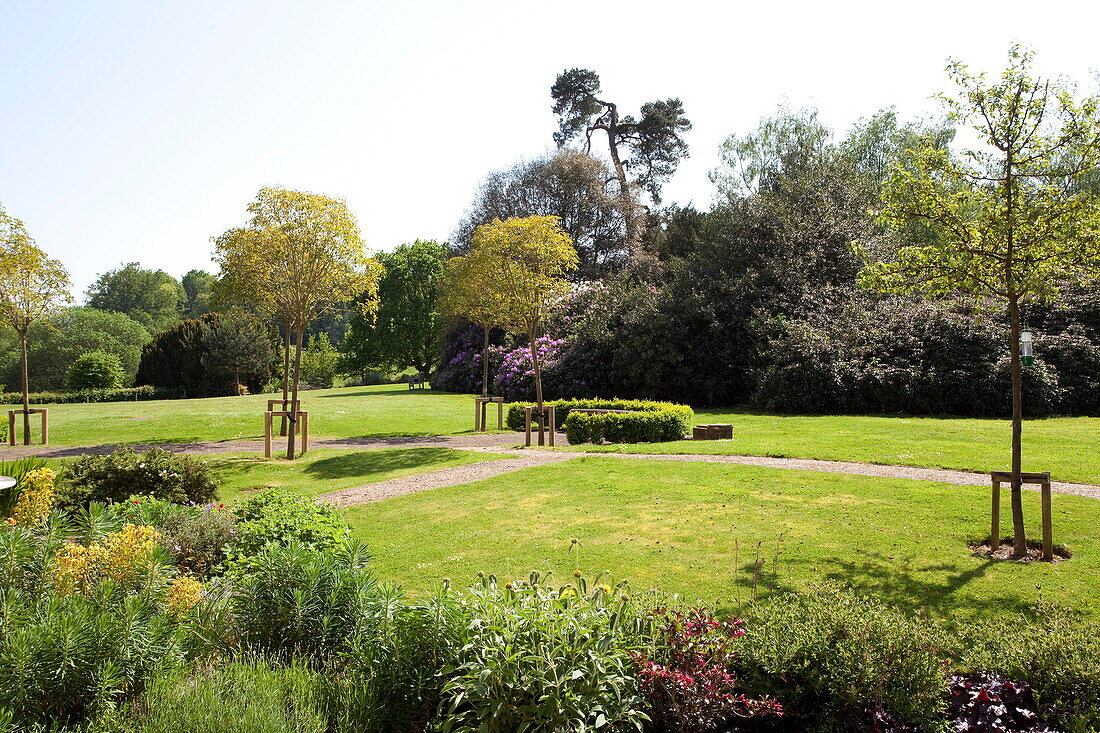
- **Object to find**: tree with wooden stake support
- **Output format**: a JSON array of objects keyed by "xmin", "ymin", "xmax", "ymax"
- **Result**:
[
  {"xmin": 0, "ymin": 206, "xmax": 72, "ymax": 445},
  {"xmin": 857, "ymin": 46, "xmax": 1100, "ymax": 558},
  {"xmin": 214, "ymin": 187, "xmax": 382, "ymax": 459},
  {"xmin": 462, "ymin": 216, "xmax": 577, "ymax": 444}
]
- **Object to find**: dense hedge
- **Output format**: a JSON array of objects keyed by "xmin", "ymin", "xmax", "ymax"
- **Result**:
[
  {"xmin": 505, "ymin": 399, "xmax": 693, "ymax": 443},
  {"xmin": 0, "ymin": 386, "xmax": 179, "ymax": 404}
]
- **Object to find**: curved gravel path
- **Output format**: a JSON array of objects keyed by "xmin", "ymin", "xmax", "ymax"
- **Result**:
[{"xmin": 4, "ymin": 433, "xmax": 1097, "ymax": 504}]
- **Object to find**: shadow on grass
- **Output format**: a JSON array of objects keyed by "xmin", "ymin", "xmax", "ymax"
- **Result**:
[
  {"xmin": 722, "ymin": 547, "xmax": 1038, "ymax": 618},
  {"xmin": 303, "ymin": 447, "xmax": 471, "ymax": 480},
  {"xmin": 315, "ymin": 388, "xmax": 448, "ymax": 398}
]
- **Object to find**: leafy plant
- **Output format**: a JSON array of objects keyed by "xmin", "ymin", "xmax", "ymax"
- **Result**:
[
  {"xmin": 436, "ymin": 570, "xmax": 650, "ymax": 732},
  {"xmin": 59, "ymin": 447, "xmax": 218, "ymax": 509},
  {"xmin": 947, "ymin": 673, "xmax": 1054, "ymax": 733},
  {"xmin": 0, "ymin": 456, "xmax": 49, "ymax": 519},
  {"xmin": 67, "ymin": 349, "xmax": 126, "ymax": 391},
  {"xmin": 227, "ymin": 490, "xmax": 348, "ymax": 571}
]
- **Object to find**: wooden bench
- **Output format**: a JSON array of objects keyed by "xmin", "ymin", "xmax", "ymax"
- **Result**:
[
  {"xmin": 692, "ymin": 424, "xmax": 733, "ymax": 440},
  {"xmin": 408, "ymin": 374, "xmax": 427, "ymax": 390}
]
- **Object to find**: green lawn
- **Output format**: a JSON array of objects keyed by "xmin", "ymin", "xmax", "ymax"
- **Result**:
[
  {"xmin": 2, "ymin": 385, "xmax": 499, "ymax": 447},
  {"xmin": 344, "ymin": 456, "xmax": 1100, "ymax": 619},
  {"xmin": 202, "ymin": 447, "xmax": 502, "ymax": 504},
  {"xmin": 568, "ymin": 411, "xmax": 1100, "ymax": 485}
]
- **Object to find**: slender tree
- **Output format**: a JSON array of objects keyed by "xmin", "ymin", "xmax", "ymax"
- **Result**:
[
  {"xmin": 0, "ymin": 206, "xmax": 72, "ymax": 444},
  {"xmin": 440, "ymin": 249, "xmax": 508, "ymax": 399},
  {"xmin": 551, "ymin": 69, "xmax": 691, "ymax": 246},
  {"xmin": 858, "ymin": 46, "xmax": 1100, "ymax": 557},
  {"xmin": 460, "ymin": 216, "xmax": 577, "ymax": 442},
  {"xmin": 214, "ymin": 187, "xmax": 381, "ymax": 458}
]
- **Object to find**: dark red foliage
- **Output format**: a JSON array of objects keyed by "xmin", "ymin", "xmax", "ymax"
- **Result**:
[
  {"xmin": 632, "ymin": 609, "xmax": 782, "ymax": 732},
  {"xmin": 946, "ymin": 673, "xmax": 1055, "ymax": 733}
]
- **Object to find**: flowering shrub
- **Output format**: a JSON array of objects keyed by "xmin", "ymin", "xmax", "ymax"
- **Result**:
[
  {"xmin": 114, "ymin": 496, "xmax": 240, "ymax": 577},
  {"xmin": 60, "ymin": 447, "xmax": 218, "ymax": 509},
  {"xmin": 632, "ymin": 609, "xmax": 782, "ymax": 731},
  {"xmin": 431, "ymin": 322, "xmax": 508, "ymax": 394},
  {"xmin": 9, "ymin": 468, "xmax": 55, "ymax": 526},
  {"xmin": 493, "ymin": 336, "xmax": 567, "ymax": 400},
  {"xmin": 165, "ymin": 575, "xmax": 204, "ymax": 620},
  {"xmin": 53, "ymin": 523, "xmax": 162, "ymax": 594}
]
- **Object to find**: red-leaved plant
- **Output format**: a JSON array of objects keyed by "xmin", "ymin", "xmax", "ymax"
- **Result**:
[{"xmin": 631, "ymin": 609, "xmax": 782, "ymax": 732}]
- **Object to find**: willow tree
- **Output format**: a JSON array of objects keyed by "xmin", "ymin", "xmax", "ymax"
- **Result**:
[
  {"xmin": 462, "ymin": 216, "xmax": 577, "ymax": 442},
  {"xmin": 858, "ymin": 46, "xmax": 1100, "ymax": 557},
  {"xmin": 0, "ymin": 206, "xmax": 72, "ymax": 444},
  {"xmin": 214, "ymin": 187, "xmax": 381, "ymax": 459}
]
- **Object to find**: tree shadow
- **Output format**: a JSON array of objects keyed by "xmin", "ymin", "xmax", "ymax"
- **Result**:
[
  {"xmin": 315, "ymin": 388, "xmax": 444, "ymax": 398},
  {"xmin": 303, "ymin": 447, "xmax": 470, "ymax": 480}
]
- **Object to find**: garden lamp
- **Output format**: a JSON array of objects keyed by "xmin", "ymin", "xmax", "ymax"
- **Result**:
[{"xmin": 1020, "ymin": 328, "xmax": 1035, "ymax": 366}]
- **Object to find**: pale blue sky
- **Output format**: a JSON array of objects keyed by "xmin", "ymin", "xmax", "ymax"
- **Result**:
[{"xmin": 2, "ymin": 0, "xmax": 1097, "ymax": 298}]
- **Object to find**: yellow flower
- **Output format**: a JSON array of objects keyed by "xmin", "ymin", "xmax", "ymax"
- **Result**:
[
  {"xmin": 560, "ymin": 587, "xmax": 577, "ymax": 598},
  {"xmin": 10, "ymin": 468, "xmax": 55, "ymax": 527},
  {"xmin": 52, "ymin": 523, "xmax": 161, "ymax": 594},
  {"xmin": 596, "ymin": 584, "xmax": 612, "ymax": 594},
  {"xmin": 165, "ymin": 576, "xmax": 203, "ymax": 619}
]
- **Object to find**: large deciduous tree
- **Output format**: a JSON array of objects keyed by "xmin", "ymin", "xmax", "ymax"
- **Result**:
[
  {"xmin": 858, "ymin": 46, "xmax": 1100, "ymax": 557},
  {"xmin": 213, "ymin": 187, "xmax": 381, "ymax": 459},
  {"xmin": 460, "ymin": 216, "xmax": 577, "ymax": 441},
  {"xmin": 344, "ymin": 239, "xmax": 448, "ymax": 378},
  {"xmin": 453, "ymin": 151, "xmax": 630, "ymax": 278},
  {"xmin": 86, "ymin": 262, "xmax": 186, "ymax": 333},
  {"xmin": 0, "ymin": 206, "xmax": 73, "ymax": 443},
  {"xmin": 182, "ymin": 269, "xmax": 215, "ymax": 318},
  {"xmin": 551, "ymin": 68, "xmax": 691, "ymax": 246}
]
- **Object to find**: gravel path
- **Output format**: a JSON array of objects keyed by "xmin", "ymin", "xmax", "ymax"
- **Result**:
[{"xmin": 5, "ymin": 432, "xmax": 1098, "ymax": 505}]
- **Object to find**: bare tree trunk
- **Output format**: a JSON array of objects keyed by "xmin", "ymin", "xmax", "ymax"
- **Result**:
[
  {"xmin": 280, "ymin": 323, "xmax": 291, "ymax": 436},
  {"xmin": 233, "ymin": 367, "xmax": 241, "ymax": 397},
  {"xmin": 529, "ymin": 326, "xmax": 544, "ymax": 446},
  {"xmin": 286, "ymin": 326, "xmax": 304, "ymax": 460},
  {"xmin": 602, "ymin": 112, "xmax": 642, "ymax": 248},
  {"xmin": 1008, "ymin": 296, "xmax": 1026, "ymax": 556},
  {"xmin": 481, "ymin": 325, "xmax": 490, "ymax": 398},
  {"xmin": 19, "ymin": 330, "xmax": 30, "ymax": 446}
]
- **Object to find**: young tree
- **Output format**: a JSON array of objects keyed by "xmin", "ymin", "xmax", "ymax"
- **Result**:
[
  {"xmin": 858, "ymin": 46, "xmax": 1100, "ymax": 557},
  {"xmin": 200, "ymin": 309, "xmax": 276, "ymax": 396},
  {"xmin": 86, "ymin": 262, "xmax": 186, "ymax": 333},
  {"xmin": 551, "ymin": 69, "xmax": 691, "ymax": 245},
  {"xmin": 0, "ymin": 206, "xmax": 72, "ymax": 443},
  {"xmin": 344, "ymin": 240, "xmax": 448, "ymax": 378},
  {"xmin": 213, "ymin": 187, "xmax": 381, "ymax": 459},
  {"xmin": 462, "ymin": 216, "xmax": 577, "ymax": 442},
  {"xmin": 440, "ymin": 249, "xmax": 507, "ymax": 400}
]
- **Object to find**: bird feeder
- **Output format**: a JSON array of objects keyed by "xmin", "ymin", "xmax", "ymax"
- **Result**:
[{"xmin": 1020, "ymin": 328, "xmax": 1035, "ymax": 367}]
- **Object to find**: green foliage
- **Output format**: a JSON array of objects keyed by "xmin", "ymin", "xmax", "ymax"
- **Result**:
[
  {"xmin": 110, "ymin": 496, "xmax": 238, "ymax": 579},
  {"xmin": 135, "ymin": 313, "xmax": 218, "ymax": 396},
  {"xmin": 734, "ymin": 584, "xmax": 949, "ymax": 729},
  {"xmin": 0, "ymin": 457, "xmax": 49, "ymax": 518},
  {"xmin": 115, "ymin": 658, "xmax": 328, "ymax": 733},
  {"xmin": 0, "ymin": 307, "xmax": 151, "ymax": 392},
  {"xmin": 181, "ymin": 269, "xmax": 215, "ymax": 319},
  {"xmin": 67, "ymin": 350, "xmax": 125, "ymax": 391},
  {"xmin": 507, "ymin": 398, "xmax": 693, "ymax": 443},
  {"xmin": 231, "ymin": 540, "xmax": 375, "ymax": 663},
  {"xmin": 298, "ymin": 333, "xmax": 340, "ymax": 388},
  {"xmin": 228, "ymin": 490, "xmax": 349, "ymax": 569},
  {"xmin": 436, "ymin": 571, "xmax": 650, "ymax": 732},
  {"xmin": 59, "ymin": 447, "xmax": 218, "ymax": 509},
  {"xmin": 85, "ymin": 262, "xmax": 186, "ymax": 334},
  {"xmin": 344, "ymin": 240, "xmax": 448, "ymax": 377},
  {"xmin": 0, "ymin": 385, "xmax": 174, "ymax": 404},
  {"xmin": 200, "ymin": 308, "xmax": 276, "ymax": 395}
]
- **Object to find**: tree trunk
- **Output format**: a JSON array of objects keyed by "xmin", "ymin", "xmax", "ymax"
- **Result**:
[
  {"xmin": 280, "ymin": 323, "xmax": 291, "ymax": 436},
  {"xmin": 233, "ymin": 367, "xmax": 241, "ymax": 397},
  {"xmin": 19, "ymin": 330, "xmax": 30, "ymax": 446},
  {"xmin": 481, "ymin": 325, "xmax": 490, "ymax": 398},
  {"xmin": 1008, "ymin": 296, "xmax": 1026, "ymax": 556},
  {"xmin": 604, "ymin": 114, "xmax": 641, "ymax": 248},
  {"xmin": 529, "ymin": 327, "xmax": 544, "ymax": 446},
  {"xmin": 286, "ymin": 326, "xmax": 304, "ymax": 460}
]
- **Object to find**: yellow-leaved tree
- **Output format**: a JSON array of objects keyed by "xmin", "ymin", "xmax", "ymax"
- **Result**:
[
  {"xmin": 440, "ymin": 248, "xmax": 509, "ymax": 399},
  {"xmin": 458, "ymin": 216, "xmax": 577, "ymax": 442},
  {"xmin": 213, "ymin": 187, "xmax": 382, "ymax": 459},
  {"xmin": 0, "ymin": 205, "xmax": 72, "ymax": 444}
]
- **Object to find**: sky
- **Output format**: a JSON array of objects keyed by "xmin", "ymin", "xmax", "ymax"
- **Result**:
[{"xmin": 2, "ymin": 0, "xmax": 1098, "ymax": 300}]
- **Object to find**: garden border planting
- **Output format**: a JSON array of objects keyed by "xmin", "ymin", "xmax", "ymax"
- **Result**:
[{"xmin": 507, "ymin": 398, "xmax": 693, "ymax": 443}]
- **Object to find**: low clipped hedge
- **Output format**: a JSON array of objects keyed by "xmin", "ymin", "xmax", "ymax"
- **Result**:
[
  {"xmin": 506, "ymin": 399, "xmax": 693, "ymax": 444},
  {"xmin": 0, "ymin": 386, "xmax": 180, "ymax": 404}
]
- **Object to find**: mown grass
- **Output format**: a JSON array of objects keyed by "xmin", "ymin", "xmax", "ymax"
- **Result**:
[
  {"xmin": 0, "ymin": 385, "xmax": 501, "ymax": 447},
  {"xmin": 202, "ymin": 447, "xmax": 503, "ymax": 504},
  {"xmin": 567, "ymin": 410, "xmax": 1100, "ymax": 485},
  {"xmin": 343, "ymin": 456, "xmax": 1100, "ymax": 619}
]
